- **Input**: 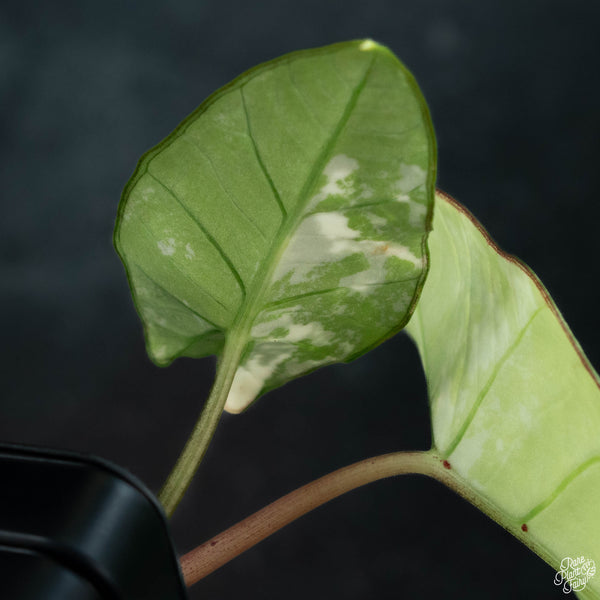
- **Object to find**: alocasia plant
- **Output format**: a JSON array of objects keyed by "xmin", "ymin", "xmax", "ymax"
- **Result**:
[
  {"xmin": 114, "ymin": 40, "xmax": 599, "ymax": 597},
  {"xmin": 114, "ymin": 39, "xmax": 436, "ymax": 513}
]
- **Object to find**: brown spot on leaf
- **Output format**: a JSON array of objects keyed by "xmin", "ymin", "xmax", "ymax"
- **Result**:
[{"xmin": 372, "ymin": 243, "xmax": 389, "ymax": 255}]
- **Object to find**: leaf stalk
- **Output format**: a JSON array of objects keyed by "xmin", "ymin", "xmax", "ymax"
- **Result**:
[
  {"xmin": 158, "ymin": 336, "xmax": 245, "ymax": 516},
  {"xmin": 179, "ymin": 448, "xmax": 550, "ymax": 588},
  {"xmin": 179, "ymin": 450, "xmax": 442, "ymax": 586}
]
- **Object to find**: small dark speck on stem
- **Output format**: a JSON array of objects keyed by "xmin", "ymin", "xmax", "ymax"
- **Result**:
[
  {"xmin": 442, "ymin": 460, "xmax": 451, "ymax": 470},
  {"xmin": 210, "ymin": 540, "xmax": 218, "ymax": 547},
  {"xmin": 521, "ymin": 524, "xmax": 528, "ymax": 532}
]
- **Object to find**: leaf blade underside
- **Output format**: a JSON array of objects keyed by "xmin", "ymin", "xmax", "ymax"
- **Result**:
[
  {"xmin": 115, "ymin": 40, "xmax": 436, "ymax": 413},
  {"xmin": 407, "ymin": 192, "xmax": 600, "ymax": 599}
]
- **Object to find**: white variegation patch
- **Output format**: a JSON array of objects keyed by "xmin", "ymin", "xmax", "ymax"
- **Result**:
[
  {"xmin": 392, "ymin": 291, "xmax": 412, "ymax": 313},
  {"xmin": 273, "ymin": 212, "xmax": 357, "ymax": 284},
  {"xmin": 157, "ymin": 238, "xmax": 177, "ymax": 256},
  {"xmin": 316, "ymin": 211, "xmax": 360, "ymax": 242},
  {"xmin": 307, "ymin": 154, "xmax": 359, "ymax": 210},
  {"xmin": 280, "ymin": 354, "xmax": 343, "ymax": 380},
  {"xmin": 396, "ymin": 163, "xmax": 426, "ymax": 195},
  {"xmin": 185, "ymin": 243, "xmax": 195, "ymax": 259},
  {"xmin": 226, "ymin": 347, "xmax": 294, "ymax": 413},
  {"xmin": 154, "ymin": 345, "xmax": 168, "ymax": 360},
  {"xmin": 252, "ymin": 312, "xmax": 334, "ymax": 346},
  {"xmin": 367, "ymin": 213, "xmax": 387, "ymax": 229},
  {"xmin": 396, "ymin": 199, "xmax": 427, "ymax": 228},
  {"xmin": 338, "ymin": 241, "xmax": 423, "ymax": 292},
  {"xmin": 394, "ymin": 163, "xmax": 428, "ymax": 227},
  {"xmin": 274, "ymin": 211, "xmax": 422, "ymax": 286},
  {"xmin": 123, "ymin": 184, "xmax": 156, "ymax": 221}
]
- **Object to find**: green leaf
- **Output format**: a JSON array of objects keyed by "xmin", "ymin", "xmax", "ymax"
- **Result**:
[
  {"xmin": 115, "ymin": 40, "xmax": 436, "ymax": 413},
  {"xmin": 407, "ymin": 192, "xmax": 600, "ymax": 598}
]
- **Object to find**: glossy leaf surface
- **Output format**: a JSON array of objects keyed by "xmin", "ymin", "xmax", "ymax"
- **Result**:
[
  {"xmin": 115, "ymin": 40, "xmax": 435, "ymax": 413},
  {"xmin": 407, "ymin": 192, "xmax": 600, "ymax": 598}
]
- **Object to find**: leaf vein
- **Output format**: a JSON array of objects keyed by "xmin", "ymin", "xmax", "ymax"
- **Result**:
[
  {"xmin": 291, "ymin": 55, "xmax": 376, "ymax": 215},
  {"xmin": 264, "ymin": 277, "xmax": 419, "ymax": 308},
  {"xmin": 133, "ymin": 262, "xmax": 222, "ymax": 329},
  {"xmin": 146, "ymin": 171, "xmax": 247, "ymax": 298},
  {"xmin": 286, "ymin": 59, "xmax": 328, "ymax": 131},
  {"xmin": 182, "ymin": 136, "xmax": 269, "ymax": 241},
  {"xmin": 445, "ymin": 305, "xmax": 546, "ymax": 456},
  {"xmin": 520, "ymin": 455, "xmax": 600, "ymax": 523},
  {"xmin": 239, "ymin": 86, "xmax": 288, "ymax": 218}
]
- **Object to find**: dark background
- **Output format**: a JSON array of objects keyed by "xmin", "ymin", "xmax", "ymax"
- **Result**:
[{"xmin": 1, "ymin": 1, "xmax": 599, "ymax": 598}]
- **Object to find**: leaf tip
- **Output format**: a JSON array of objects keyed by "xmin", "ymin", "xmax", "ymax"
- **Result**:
[{"xmin": 358, "ymin": 39, "xmax": 379, "ymax": 52}]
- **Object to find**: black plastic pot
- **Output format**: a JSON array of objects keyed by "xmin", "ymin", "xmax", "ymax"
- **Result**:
[{"xmin": 0, "ymin": 443, "xmax": 188, "ymax": 600}]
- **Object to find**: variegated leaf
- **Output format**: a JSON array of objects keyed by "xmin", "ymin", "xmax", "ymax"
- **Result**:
[
  {"xmin": 407, "ymin": 192, "xmax": 600, "ymax": 599},
  {"xmin": 115, "ymin": 40, "xmax": 436, "ymax": 413}
]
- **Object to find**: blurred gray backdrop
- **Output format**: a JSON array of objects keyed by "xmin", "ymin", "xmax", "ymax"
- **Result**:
[{"xmin": 1, "ymin": 1, "xmax": 599, "ymax": 598}]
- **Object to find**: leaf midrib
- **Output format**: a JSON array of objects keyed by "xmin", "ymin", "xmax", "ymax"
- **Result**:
[
  {"xmin": 224, "ymin": 54, "xmax": 376, "ymax": 352},
  {"xmin": 443, "ymin": 305, "xmax": 545, "ymax": 457}
]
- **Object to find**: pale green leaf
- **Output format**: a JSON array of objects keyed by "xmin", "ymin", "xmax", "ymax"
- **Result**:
[
  {"xmin": 115, "ymin": 40, "xmax": 436, "ymax": 413},
  {"xmin": 407, "ymin": 192, "xmax": 600, "ymax": 598}
]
